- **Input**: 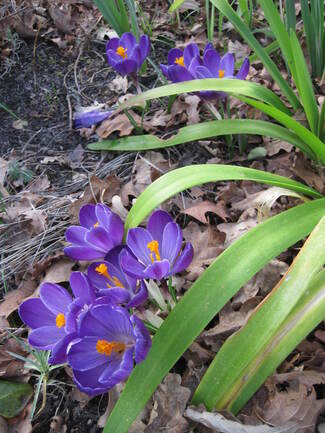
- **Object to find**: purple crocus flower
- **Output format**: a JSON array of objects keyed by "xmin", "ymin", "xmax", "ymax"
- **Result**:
[
  {"xmin": 88, "ymin": 246, "xmax": 148, "ymax": 308},
  {"xmin": 19, "ymin": 272, "xmax": 96, "ymax": 364},
  {"xmin": 106, "ymin": 32, "xmax": 150, "ymax": 76},
  {"xmin": 64, "ymin": 203, "xmax": 124, "ymax": 261},
  {"xmin": 160, "ymin": 42, "xmax": 249, "ymax": 100},
  {"xmin": 67, "ymin": 304, "xmax": 151, "ymax": 395},
  {"xmin": 121, "ymin": 210, "xmax": 194, "ymax": 281},
  {"xmin": 74, "ymin": 109, "xmax": 113, "ymax": 129}
]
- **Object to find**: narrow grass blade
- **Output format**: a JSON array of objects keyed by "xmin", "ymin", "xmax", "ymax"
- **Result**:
[
  {"xmin": 168, "ymin": 0, "xmax": 186, "ymax": 12},
  {"xmin": 285, "ymin": 0, "xmax": 296, "ymax": 32},
  {"xmin": 193, "ymin": 216, "xmax": 325, "ymax": 412},
  {"xmin": 237, "ymin": 96, "xmax": 325, "ymax": 163},
  {"xmin": 115, "ymin": 78, "xmax": 291, "ymax": 115},
  {"xmin": 88, "ymin": 119, "xmax": 315, "ymax": 158},
  {"xmin": 125, "ymin": 164, "xmax": 322, "ymax": 231},
  {"xmin": 103, "ymin": 199, "xmax": 325, "ymax": 433},
  {"xmin": 208, "ymin": 0, "xmax": 300, "ymax": 109},
  {"xmin": 289, "ymin": 30, "xmax": 319, "ymax": 135}
]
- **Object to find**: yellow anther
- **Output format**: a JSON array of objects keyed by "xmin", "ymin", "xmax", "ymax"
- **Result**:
[
  {"xmin": 147, "ymin": 240, "xmax": 161, "ymax": 262},
  {"xmin": 218, "ymin": 69, "xmax": 225, "ymax": 78},
  {"xmin": 56, "ymin": 313, "xmax": 65, "ymax": 328},
  {"xmin": 116, "ymin": 46, "xmax": 127, "ymax": 59},
  {"xmin": 112, "ymin": 276, "xmax": 123, "ymax": 288},
  {"xmin": 96, "ymin": 340, "xmax": 126, "ymax": 356},
  {"xmin": 95, "ymin": 263, "xmax": 110, "ymax": 279},
  {"xmin": 93, "ymin": 221, "xmax": 99, "ymax": 228},
  {"xmin": 175, "ymin": 56, "xmax": 185, "ymax": 67}
]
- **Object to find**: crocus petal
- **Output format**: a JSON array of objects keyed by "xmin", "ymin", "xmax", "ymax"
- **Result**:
[
  {"xmin": 188, "ymin": 56, "xmax": 203, "ymax": 77},
  {"xmin": 204, "ymin": 42, "xmax": 214, "ymax": 54},
  {"xmin": 145, "ymin": 259, "xmax": 170, "ymax": 280},
  {"xmin": 70, "ymin": 272, "xmax": 95, "ymax": 303},
  {"xmin": 85, "ymin": 227, "xmax": 115, "ymax": 253},
  {"xmin": 203, "ymin": 49, "xmax": 221, "ymax": 76},
  {"xmin": 183, "ymin": 43, "xmax": 200, "ymax": 68},
  {"xmin": 49, "ymin": 332, "xmax": 78, "ymax": 365},
  {"xmin": 40, "ymin": 283, "xmax": 72, "ymax": 316},
  {"xmin": 126, "ymin": 281, "xmax": 148, "ymax": 308},
  {"xmin": 167, "ymin": 48, "xmax": 183, "ymax": 65},
  {"xmin": 94, "ymin": 203, "xmax": 112, "ymax": 226},
  {"xmin": 29, "ymin": 326, "xmax": 64, "ymax": 350},
  {"xmin": 161, "ymin": 222, "xmax": 182, "ymax": 263},
  {"xmin": 73, "ymin": 363, "xmax": 109, "ymax": 396},
  {"xmin": 147, "ymin": 210, "xmax": 174, "ymax": 246},
  {"xmin": 106, "ymin": 49, "xmax": 123, "ymax": 67},
  {"xmin": 99, "ymin": 348, "xmax": 133, "ymax": 386},
  {"xmin": 103, "ymin": 213, "xmax": 124, "ymax": 246},
  {"xmin": 96, "ymin": 289, "xmax": 131, "ymax": 305},
  {"xmin": 65, "ymin": 226, "xmax": 88, "ymax": 245},
  {"xmin": 236, "ymin": 58, "xmax": 250, "ymax": 80},
  {"xmin": 195, "ymin": 65, "xmax": 214, "ymax": 79},
  {"xmin": 220, "ymin": 53, "xmax": 235, "ymax": 77},
  {"xmin": 74, "ymin": 110, "xmax": 112, "ymax": 129},
  {"xmin": 19, "ymin": 299, "xmax": 54, "ymax": 329},
  {"xmin": 114, "ymin": 59, "xmax": 138, "ymax": 76},
  {"xmin": 171, "ymin": 242, "xmax": 194, "ymax": 274},
  {"xmin": 139, "ymin": 35, "xmax": 150, "ymax": 64},
  {"xmin": 64, "ymin": 246, "xmax": 105, "ymax": 261},
  {"xmin": 168, "ymin": 65, "xmax": 195, "ymax": 83},
  {"xmin": 131, "ymin": 315, "xmax": 152, "ymax": 363},
  {"xmin": 106, "ymin": 37, "xmax": 120, "ymax": 52},
  {"xmin": 89, "ymin": 305, "xmax": 134, "ymax": 343},
  {"xmin": 160, "ymin": 64, "xmax": 170, "ymax": 79},
  {"xmin": 127, "ymin": 227, "xmax": 153, "ymax": 266},
  {"xmin": 120, "ymin": 32, "xmax": 137, "ymax": 53},
  {"xmin": 120, "ymin": 252, "xmax": 147, "ymax": 280},
  {"xmin": 130, "ymin": 45, "xmax": 142, "ymax": 68},
  {"xmin": 117, "ymin": 249, "xmax": 138, "ymax": 292},
  {"xmin": 79, "ymin": 204, "xmax": 97, "ymax": 229},
  {"xmin": 79, "ymin": 310, "xmax": 109, "ymax": 338},
  {"xmin": 68, "ymin": 336, "xmax": 107, "ymax": 371}
]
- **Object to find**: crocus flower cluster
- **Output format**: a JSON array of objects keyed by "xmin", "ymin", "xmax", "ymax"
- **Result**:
[
  {"xmin": 19, "ymin": 204, "xmax": 193, "ymax": 396},
  {"xmin": 160, "ymin": 42, "xmax": 249, "ymax": 100}
]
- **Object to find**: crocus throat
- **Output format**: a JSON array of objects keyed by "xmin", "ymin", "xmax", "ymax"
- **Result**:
[
  {"xmin": 93, "ymin": 221, "xmax": 99, "ymax": 228},
  {"xmin": 218, "ymin": 69, "xmax": 225, "ymax": 78},
  {"xmin": 56, "ymin": 313, "xmax": 65, "ymax": 328},
  {"xmin": 95, "ymin": 263, "xmax": 123, "ymax": 288},
  {"xmin": 147, "ymin": 240, "xmax": 161, "ymax": 262},
  {"xmin": 116, "ymin": 46, "xmax": 127, "ymax": 59},
  {"xmin": 175, "ymin": 56, "xmax": 185, "ymax": 67},
  {"xmin": 96, "ymin": 339, "xmax": 126, "ymax": 356}
]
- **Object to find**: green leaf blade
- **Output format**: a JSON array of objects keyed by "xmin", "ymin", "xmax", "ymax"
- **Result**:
[{"xmin": 0, "ymin": 380, "xmax": 33, "ymax": 418}]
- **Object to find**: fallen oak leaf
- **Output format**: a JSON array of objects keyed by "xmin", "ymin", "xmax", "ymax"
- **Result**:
[
  {"xmin": 96, "ymin": 112, "xmax": 141, "ymax": 138},
  {"xmin": 182, "ymin": 200, "xmax": 228, "ymax": 224}
]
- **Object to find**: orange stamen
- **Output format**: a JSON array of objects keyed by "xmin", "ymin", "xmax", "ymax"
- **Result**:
[
  {"xmin": 116, "ymin": 46, "xmax": 127, "ymax": 59},
  {"xmin": 96, "ymin": 340, "xmax": 126, "ymax": 356},
  {"xmin": 96, "ymin": 263, "xmax": 124, "ymax": 288},
  {"xmin": 218, "ymin": 69, "xmax": 225, "ymax": 78},
  {"xmin": 147, "ymin": 240, "xmax": 161, "ymax": 262},
  {"xmin": 93, "ymin": 221, "xmax": 99, "ymax": 228},
  {"xmin": 56, "ymin": 313, "xmax": 65, "ymax": 328},
  {"xmin": 175, "ymin": 56, "xmax": 185, "ymax": 67}
]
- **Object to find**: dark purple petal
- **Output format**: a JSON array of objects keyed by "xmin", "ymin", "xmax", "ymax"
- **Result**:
[
  {"xmin": 220, "ymin": 53, "xmax": 235, "ymax": 77},
  {"xmin": 183, "ymin": 43, "xmax": 200, "ymax": 68},
  {"xmin": 131, "ymin": 315, "xmax": 152, "ymax": 363},
  {"xmin": 89, "ymin": 305, "xmax": 134, "ymax": 343},
  {"xmin": 79, "ymin": 310, "xmax": 109, "ymax": 338},
  {"xmin": 29, "ymin": 326, "xmax": 64, "ymax": 350},
  {"xmin": 106, "ymin": 49, "xmax": 123, "ymax": 67},
  {"xmin": 160, "ymin": 64, "xmax": 170, "ymax": 79},
  {"xmin": 64, "ymin": 246, "xmax": 105, "ymax": 261},
  {"xmin": 171, "ymin": 242, "xmax": 194, "ymax": 274},
  {"xmin": 79, "ymin": 204, "xmax": 97, "ymax": 229},
  {"xmin": 161, "ymin": 222, "xmax": 182, "ymax": 263},
  {"xmin": 74, "ymin": 110, "xmax": 112, "ymax": 129},
  {"xmin": 73, "ymin": 363, "xmax": 109, "ymax": 396},
  {"xmin": 94, "ymin": 203, "xmax": 112, "ymax": 227},
  {"xmin": 120, "ymin": 32, "xmax": 137, "ymax": 53},
  {"xmin": 68, "ymin": 336, "xmax": 107, "ymax": 371},
  {"xmin": 114, "ymin": 59, "xmax": 138, "ymax": 76},
  {"xmin": 147, "ymin": 210, "xmax": 173, "ymax": 246},
  {"xmin": 104, "ymin": 213, "xmax": 124, "ymax": 246},
  {"xmin": 49, "ymin": 332, "xmax": 78, "ymax": 365},
  {"xmin": 167, "ymin": 48, "xmax": 183, "ymax": 65},
  {"xmin": 40, "ymin": 283, "xmax": 72, "ymax": 316},
  {"xmin": 204, "ymin": 42, "xmax": 214, "ymax": 54},
  {"xmin": 188, "ymin": 56, "xmax": 203, "ymax": 77},
  {"xmin": 195, "ymin": 65, "xmax": 214, "ymax": 79},
  {"xmin": 117, "ymin": 249, "xmax": 138, "ymax": 292},
  {"xmin": 95, "ymin": 289, "xmax": 131, "ymax": 305},
  {"xmin": 127, "ymin": 227, "xmax": 153, "ymax": 266},
  {"xmin": 203, "ymin": 49, "xmax": 221, "ymax": 77},
  {"xmin": 121, "ymin": 253, "xmax": 147, "ymax": 280},
  {"xmin": 70, "ymin": 272, "xmax": 95, "ymax": 303},
  {"xmin": 130, "ymin": 45, "xmax": 142, "ymax": 68},
  {"xmin": 168, "ymin": 65, "xmax": 195, "ymax": 83},
  {"xmin": 19, "ymin": 299, "xmax": 54, "ymax": 329},
  {"xmin": 126, "ymin": 281, "xmax": 148, "ymax": 308},
  {"xmin": 144, "ymin": 259, "xmax": 170, "ymax": 280},
  {"xmin": 65, "ymin": 226, "xmax": 88, "ymax": 246},
  {"xmin": 99, "ymin": 348, "xmax": 133, "ymax": 385},
  {"xmin": 85, "ymin": 227, "xmax": 115, "ymax": 253},
  {"xmin": 139, "ymin": 35, "xmax": 150, "ymax": 64},
  {"xmin": 106, "ymin": 38, "xmax": 120, "ymax": 52},
  {"xmin": 236, "ymin": 58, "xmax": 250, "ymax": 80}
]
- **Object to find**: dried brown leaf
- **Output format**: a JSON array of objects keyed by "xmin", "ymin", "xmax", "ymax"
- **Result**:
[
  {"xmin": 182, "ymin": 200, "xmax": 228, "ymax": 224},
  {"xmin": 96, "ymin": 112, "xmax": 141, "ymax": 138}
]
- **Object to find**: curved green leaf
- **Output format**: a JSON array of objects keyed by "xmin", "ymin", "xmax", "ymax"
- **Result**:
[
  {"xmin": 0, "ymin": 380, "xmax": 33, "ymax": 418},
  {"xmin": 208, "ymin": 0, "xmax": 300, "ymax": 109},
  {"xmin": 193, "ymin": 215, "xmax": 325, "ymax": 412},
  {"xmin": 88, "ymin": 119, "xmax": 315, "ymax": 159},
  {"xmin": 115, "ymin": 78, "xmax": 291, "ymax": 115},
  {"xmin": 125, "ymin": 164, "xmax": 323, "ymax": 231},
  {"xmin": 104, "ymin": 199, "xmax": 325, "ymax": 433}
]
